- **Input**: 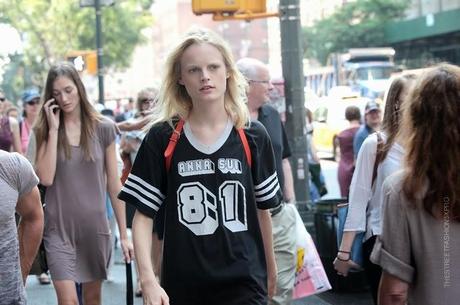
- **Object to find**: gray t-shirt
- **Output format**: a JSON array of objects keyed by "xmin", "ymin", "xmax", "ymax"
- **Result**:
[
  {"xmin": 0, "ymin": 151, "xmax": 39, "ymax": 305},
  {"xmin": 371, "ymin": 171, "xmax": 460, "ymax": 305}
]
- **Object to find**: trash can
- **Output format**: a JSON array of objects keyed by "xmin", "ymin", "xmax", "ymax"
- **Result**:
[{"xmin": 314, "ymin": 198, "xmax": 368, "ymax": 293}]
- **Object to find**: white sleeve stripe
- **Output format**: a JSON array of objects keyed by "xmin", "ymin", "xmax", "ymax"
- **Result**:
[
  {"xmin": 121, "ymin": 187, "xmax": 161, "ymax": 211},
  {"xmin": 255, "ymin": 175, "xmax": 279, "ymax": 197},
  {"xmin": 256, "ymin": 183, "xmax": 280, "ymax": 202},
  {"xmin": 124, "ymin": 180, "xmax": 164, "ymax": 205},
  {"xmin": 254, "ymin": 172, "xmax": 278, "ymax": 191},
  {"xmin": 127, "ymin": 174, "xmax": 166, "ymax": 199}
]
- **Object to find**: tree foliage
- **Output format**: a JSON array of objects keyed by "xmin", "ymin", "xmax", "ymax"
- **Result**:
[
  {"xmin": 302, "ymin": 0, "xmax": 409, "ymax": 65},
  {"xmin": 0, "ymin": 0, "xmax": 153, "ymax": 96}
]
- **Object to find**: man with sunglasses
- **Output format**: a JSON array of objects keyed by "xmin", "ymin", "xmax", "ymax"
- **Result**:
[{"xmin": 20, "ymin": 88, "xmax": 41, "ymax": 154}]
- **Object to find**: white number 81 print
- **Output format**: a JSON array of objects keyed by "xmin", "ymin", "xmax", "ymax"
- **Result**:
[{"xmin": 177, "ymin": 181, "xmax": 247, "ymax": 236}]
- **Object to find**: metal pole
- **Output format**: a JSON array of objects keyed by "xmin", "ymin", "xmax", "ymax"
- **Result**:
[
  {"xmin": 95, "ymin": 0, "xmax": 104, "ymax": 104},
  {"xmin": 279, "ymin": 0, "xmax": 310, "ymax": 205}
]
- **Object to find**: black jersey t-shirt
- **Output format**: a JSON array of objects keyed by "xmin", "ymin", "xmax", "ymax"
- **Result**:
[{"xmin": 119, "ymin": 119, "xmax": 282, "ymax": 305}]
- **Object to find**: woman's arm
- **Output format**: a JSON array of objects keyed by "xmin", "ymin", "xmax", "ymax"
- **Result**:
[
  {"xmin": 16, "ymin": 186, "xmax": 44, "ymax": 283},
  {"xmin": 333, "ymin": 231, "xmax": 361, "ymax": 276},
  {"xmin": 257, "ymin": 209, "xmax": 277, "ymax": 298},
  {"xmin": 379, "ymin": 271, "xmax": 409, "ymax": 305},
  {"xmin": 281, "ymin": 158, "xmax": 295, "ymax": 203},
  {"xmin": 34, "ymin": 99, "xmax": 60, "ymax": 186},
  {"xmin": 117, "ymin": 116, "xmax": 150, "ymax": 132},
  {"xmin": 9, "ymin": 117, "xmax": 22, "ymax": 154},
  {"xmin": 132, "ymin": 211, "xmax": 169, "ymax": 305},
  {"xmin": 334, "ymin": 135, "xmax": 379, "ymax": 275},
  {"xmin": 105, "ymin": 141, "xmax": 134, "ymax": 262}
]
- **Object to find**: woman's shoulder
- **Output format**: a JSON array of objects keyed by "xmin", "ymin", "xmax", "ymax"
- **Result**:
[{"xmin": 361, "ymin": 131, "xmax": 388, "ymax": 150}]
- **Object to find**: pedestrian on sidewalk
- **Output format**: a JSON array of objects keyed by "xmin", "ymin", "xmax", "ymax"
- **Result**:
[
  {"xmin": 334, "ymin": 74, "xmax": 416, "ymax": 304},
  {"xmin": 336, "ymin": 106, "xmax": 361, "ymax": 198},
  {"xmin": 31, "ymin": 62, "xmax": 134, "ymax": 305},
  {"xmin": 0, "ymin": 90, "xmax": 22, "ymax": 153},
  {"xmin": 20, "ymin": 87, "xmax": 51, "ymax": 285},
  {"xmin": 371, "ymin": 64, "xmax": 460, "ymax": 305},
  {"xmin": 237, "ymin": 57, "xmax": 297, "ymax": 305},
  {"xmin": 0, "ymin": 150, "xmax": 44, "ymax": 305},
  {"xmin": 119, "ymin": 27, "xmax": 281, "ymax": 305}
]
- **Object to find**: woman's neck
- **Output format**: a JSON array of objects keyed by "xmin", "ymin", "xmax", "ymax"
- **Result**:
[
  {"xmin": 349, "ymin": 120, "xmax": 360, "ymax": 128},
  {"xmin": 25, "ymin": 115, "xmax": 36, "ymax": 125},
  {"xmin": 188, "ymin": 99, "xmax": 228, "ymax": 128},
  {"xmin": 63, "ymin": 107, "xmax": 81, "ymax": 125}
]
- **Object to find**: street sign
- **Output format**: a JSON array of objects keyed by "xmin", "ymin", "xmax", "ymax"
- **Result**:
[{"xmin": 79, "ymin": 0, "xmax": 114, "ymax": 7}]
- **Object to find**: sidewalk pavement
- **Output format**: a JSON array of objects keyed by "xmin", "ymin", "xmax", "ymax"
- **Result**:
[{"xmin": 26, "ymin": 247, "xmax": 372, "ymax": 305}]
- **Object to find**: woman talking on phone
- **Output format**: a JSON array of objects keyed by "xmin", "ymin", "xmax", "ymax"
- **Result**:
[{"xmin": 32, "ymin": 62, "xmax": 133, "ymax": 305}]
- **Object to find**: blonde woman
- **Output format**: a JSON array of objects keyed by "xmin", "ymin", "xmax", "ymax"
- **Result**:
[
  {"xmin": 119, "ymin": 27, "xmax": 280, "ymax": 305},
  {"xmin": 33, "ymin": 62, "xmax": 133, "ymax": 305}
]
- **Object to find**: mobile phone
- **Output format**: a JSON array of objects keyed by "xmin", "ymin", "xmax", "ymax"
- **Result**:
[{"xmin": 51, "ymin": 100, "xmax": 60, "ymax": 113}]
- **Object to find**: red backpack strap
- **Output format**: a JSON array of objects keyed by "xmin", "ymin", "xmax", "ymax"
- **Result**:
[
  {"xmin": 237, "ymin": 128, "xmax": 252, "ymax": 168},
  {"xmin": 164, "ymin": 119, "xmax": 185, "ymax": 172}
]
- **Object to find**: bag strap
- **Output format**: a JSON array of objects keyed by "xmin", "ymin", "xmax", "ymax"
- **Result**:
[
  {"xmin": 237, "ymin": 128, "xmax": 252, "ymax": 168},
  {"xmin": 164, "ymin": 119, "xmax": 252, "ymax": 172},
  {"xmin": 164, "ymin": 119, "xmax": 185, "ymax": 172},
  {"xmin": 371, "ymin": 132, "xmax": 384, "ymax": 186}
]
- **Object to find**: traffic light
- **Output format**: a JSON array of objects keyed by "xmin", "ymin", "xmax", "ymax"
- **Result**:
[
  {"xmin": 65, "ymin": 51, "xmax": 98, "ymax": 75},
  {"xmin": 192, "ymin": 0, "xmax": 267, "ymax": 15}
]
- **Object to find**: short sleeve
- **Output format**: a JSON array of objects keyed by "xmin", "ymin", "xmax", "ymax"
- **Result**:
[
  {"xmin": 370, "ymin": 174, "xmax": 415, "ymax": 283},
  {"xmin": 281, "ymin": 124, "xmax": 291, "ymax": 159},
  {"xmin": 98, "ymin": 118, "xmax": 117, "ymax": 148},
  {"xmin": 118, "ymin": 125, "xmax": 167, "ymax": 219},
  {"xmin": 246, "ymin": 121, "xmax": 282, "ymax": 210},
  {"xmin": 13, "ymin": 153, "xmax": 39, "ymax": 196}
]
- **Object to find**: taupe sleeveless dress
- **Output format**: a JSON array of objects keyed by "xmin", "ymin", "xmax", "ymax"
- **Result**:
[{"xmin": 43, "ymin": 119, "xmax": 116, "ymax": 282}]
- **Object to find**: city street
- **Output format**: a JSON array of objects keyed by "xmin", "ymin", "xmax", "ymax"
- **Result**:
[{"xmin": 25, "ymin": 159, "xmax": 373, "ymax": 305}]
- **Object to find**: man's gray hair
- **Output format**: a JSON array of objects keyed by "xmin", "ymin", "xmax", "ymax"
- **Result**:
[{"xmin": 236, "ymin": 57, "xmax": 266, "ymax": 81}]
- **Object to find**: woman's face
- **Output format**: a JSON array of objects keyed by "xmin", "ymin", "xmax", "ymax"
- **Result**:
[
  {"xmin": 52, "ymin": 76, "xmax": 80, "ymax": 114},
  {"xmin": 178, "ymin": 43, "xmax": 229, "ymax": 106}
]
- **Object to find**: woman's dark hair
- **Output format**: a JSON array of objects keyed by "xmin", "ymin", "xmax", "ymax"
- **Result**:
[
  {"xmin": 345, "ymin": 106, "xmax": 361, "ymax": 122},
  {"xmin": 377, "ymin": 74, "xmax": 416, "ymax": 162},
  {"xmin": 400, "ymin": 64, "xmax": 460, "ymax": 221}
]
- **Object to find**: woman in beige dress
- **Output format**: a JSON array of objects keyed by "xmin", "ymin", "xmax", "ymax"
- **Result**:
[{"xmin": 33, "ymin": 62, "xmax": 134, "ymax": 305}]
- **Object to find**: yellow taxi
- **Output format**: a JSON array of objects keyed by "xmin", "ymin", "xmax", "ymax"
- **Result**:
[{"xmin": 310, "ymin": 87, "xmax": 373, "ymax": 160}]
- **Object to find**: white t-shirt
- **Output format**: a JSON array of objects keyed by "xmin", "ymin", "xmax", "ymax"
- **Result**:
[{"xmin": 344, "ymin": 132, "xmax": 405, "ymax": 241}]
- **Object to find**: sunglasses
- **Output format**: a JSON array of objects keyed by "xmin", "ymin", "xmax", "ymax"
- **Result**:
[
  {"xmin": 141, "ymin": 98, "xmax": 156, "ymax": 104},
  {"xmin": 27, "ymin": 99, "xmax": 40, "ymax": 105}
]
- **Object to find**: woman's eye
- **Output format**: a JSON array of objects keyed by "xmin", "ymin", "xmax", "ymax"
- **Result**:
[
  {"xmin": 189, "ymin": 68, "xmax": 198, "ymax": 73},
  {"xmin": 209, "ymin": 65, "xmax": 219, "ymax": 70},
  {"xmin": 65, "ymin": 88, "xmax": 73, "ymax": 94}
]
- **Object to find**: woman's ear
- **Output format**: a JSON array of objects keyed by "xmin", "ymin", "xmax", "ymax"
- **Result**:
[{"xmin": 178, "ymin": 78, "xmax": 184, "ymax": 85}]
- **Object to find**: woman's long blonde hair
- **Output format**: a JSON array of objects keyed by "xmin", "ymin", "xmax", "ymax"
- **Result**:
[
  {"xmin": 148, "ymin": 27, "xmax": 249, "ymax": 130},
  {"xmin": 400, "ymin": 63, "xmax": 460, "ymax": 221},
  {"xmin": 33, "ymin": 62, "xmax": 101, "ymax": 161}
]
